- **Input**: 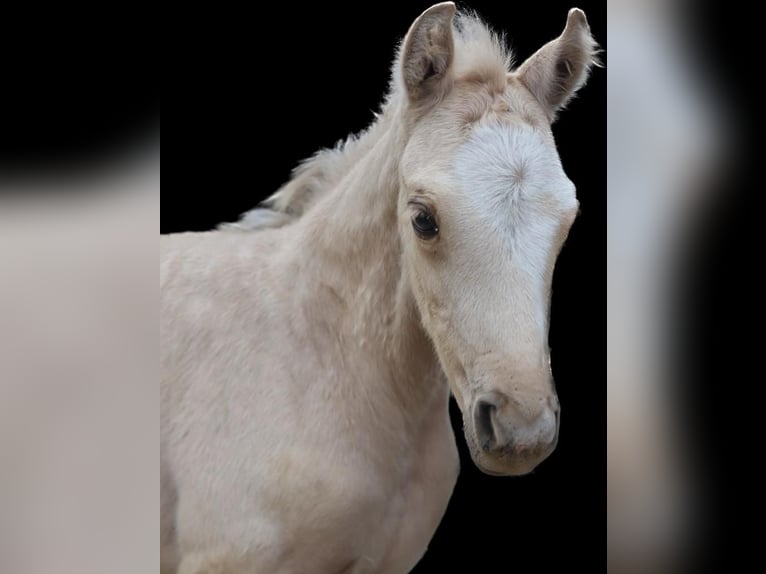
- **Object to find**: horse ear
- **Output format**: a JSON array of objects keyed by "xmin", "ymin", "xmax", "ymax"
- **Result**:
[
  {"xmin": 516, "ymin": 8, "xmax": 599, "ymax": 121},
  {"xmin": 400, "ymin": 2, "xmax": 456, "ymax": 104}
]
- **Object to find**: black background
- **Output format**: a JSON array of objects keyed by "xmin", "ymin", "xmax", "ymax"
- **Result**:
[{"xmin": 161, "ymin": 1, "xmax": 605, "ymax": 571}]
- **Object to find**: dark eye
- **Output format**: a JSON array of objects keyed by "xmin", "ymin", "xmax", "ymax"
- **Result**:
[{"xmin": 412, "ymin": 210, "xmax": 439, "ymax": 239}]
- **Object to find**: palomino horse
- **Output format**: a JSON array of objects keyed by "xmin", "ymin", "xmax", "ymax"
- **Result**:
[{"xmin": 161, "ymin": 4, "xmax": 598, "ymax": 572}]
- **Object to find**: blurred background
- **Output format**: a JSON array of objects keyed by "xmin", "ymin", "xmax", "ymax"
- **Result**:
[
  {"xmin": 0, "ymin": 7, "xmax": 160, "ymax": 574},
  {"xmin": 0, "ymin": 0, "xmax": 750, "ymax": 572}
]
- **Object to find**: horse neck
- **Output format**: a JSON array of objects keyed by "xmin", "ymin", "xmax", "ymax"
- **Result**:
[{"xmin": 287, "ymin": 102, "xmax": 446, "ymax": 412}]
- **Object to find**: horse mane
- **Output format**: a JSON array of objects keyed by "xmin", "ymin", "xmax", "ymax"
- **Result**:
[
  {"xmin": 220, "ymin": 131, "xmax": 373, "ymax": 231},
  {"xmin": 221, "ymin": 11, "xmax": 511, "ymax": 232}
]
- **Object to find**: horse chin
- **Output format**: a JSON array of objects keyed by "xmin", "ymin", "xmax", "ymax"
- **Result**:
[
  {"xmin": 464, "ymin": 430, "xmax": 555, "ymax": 477},
  {"xmin": 472, "ymin": 453, "xmax": 542, "ymax": 477}
]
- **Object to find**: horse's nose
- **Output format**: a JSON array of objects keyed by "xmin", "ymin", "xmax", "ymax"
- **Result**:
[
  {"xmin": 474, "ymin": 395, "xmax": 501, "ymax": 451},
  {"xmin": 472, "ymin": 391, "xmax": 558, "ymax": 455}
]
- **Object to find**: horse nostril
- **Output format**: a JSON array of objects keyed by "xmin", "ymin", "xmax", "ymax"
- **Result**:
[{"xmin": 474, "ymin": 399, "xmax": 497, "ymax": 452}]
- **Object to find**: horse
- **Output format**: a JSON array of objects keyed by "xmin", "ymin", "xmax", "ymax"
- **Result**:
[{"xmin": 161, "ymin": 4, "xmax": 598, "ymax": 572}]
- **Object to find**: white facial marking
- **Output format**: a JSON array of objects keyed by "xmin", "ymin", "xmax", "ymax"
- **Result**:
[
  {"xmin": 455, "ymin": 123, "xmax": 577, "ymax": 230},
  {"xmin": 454, "ymin": 123, "xmax": 578, "ymax": 332}
]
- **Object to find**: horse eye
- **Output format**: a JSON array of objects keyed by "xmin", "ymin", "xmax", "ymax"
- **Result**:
[{"xmin": 412, "ymin": 210, "xmax": 439, "ymax": 239}]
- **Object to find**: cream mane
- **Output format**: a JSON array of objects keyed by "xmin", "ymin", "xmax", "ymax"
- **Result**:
[{"xmin": 222, "ymin": 11, "xmax": 513, "ymax": 232}]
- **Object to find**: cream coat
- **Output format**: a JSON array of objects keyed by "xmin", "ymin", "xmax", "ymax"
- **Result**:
[{"xmin": 161, "ymin": 5, "xmax": 597, "ymax": 572}]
